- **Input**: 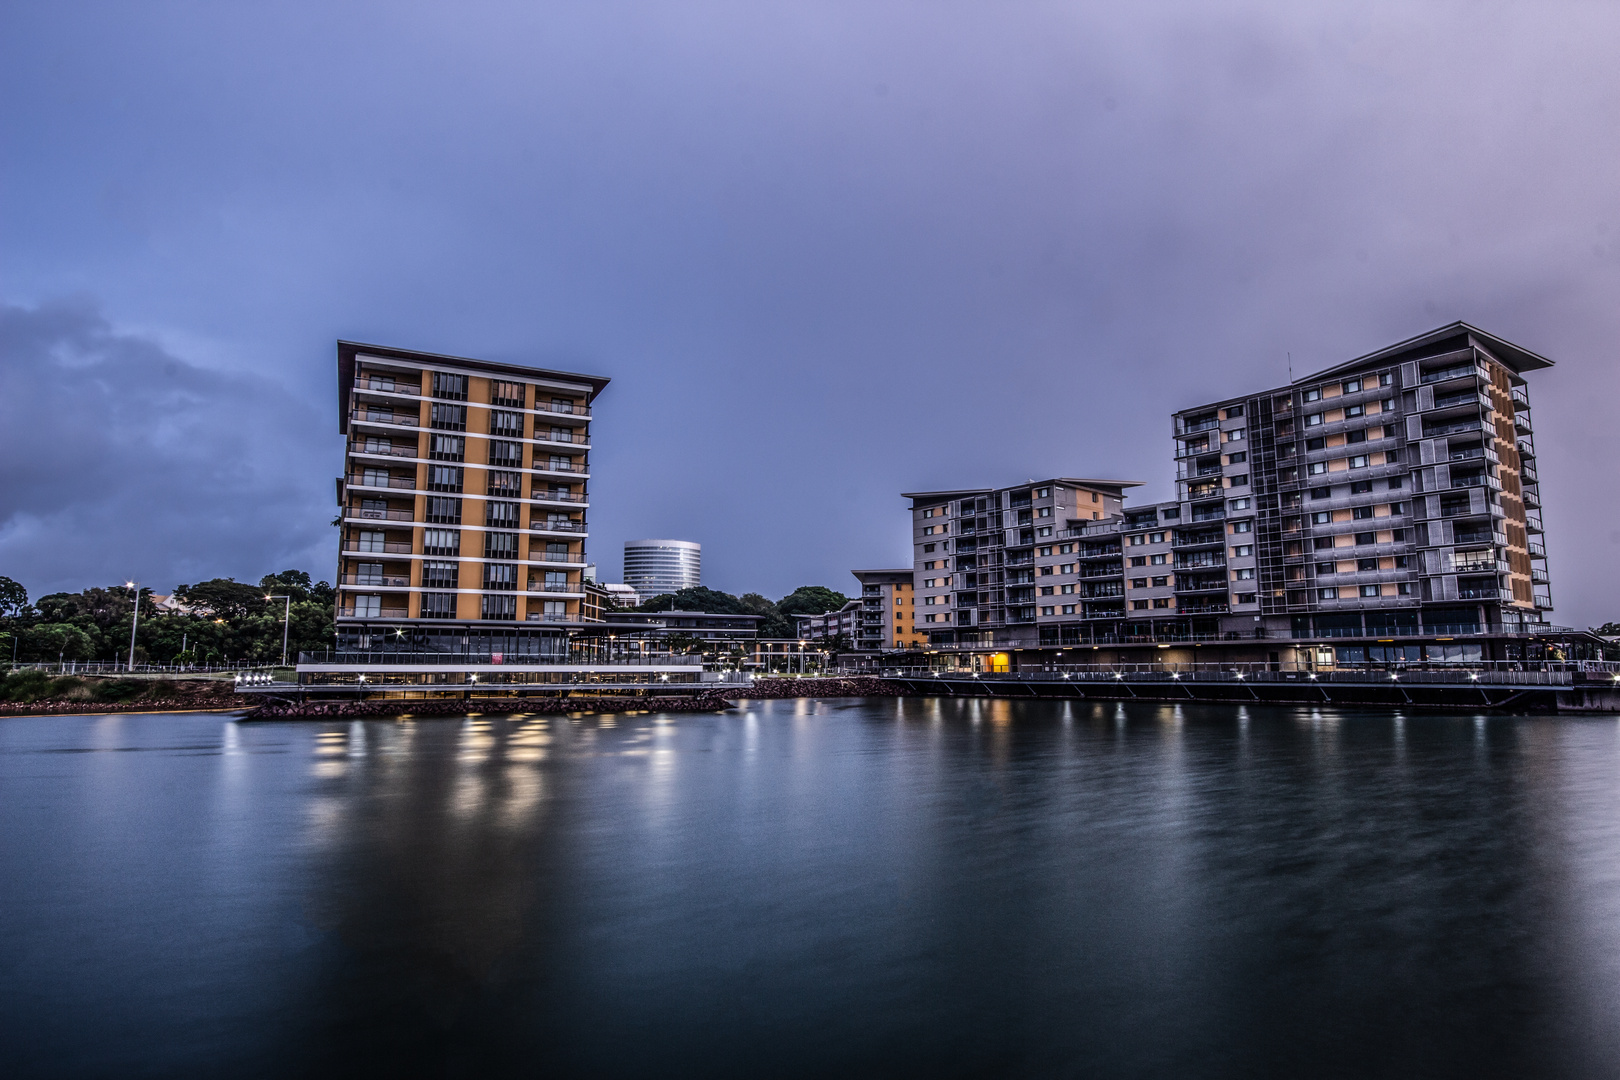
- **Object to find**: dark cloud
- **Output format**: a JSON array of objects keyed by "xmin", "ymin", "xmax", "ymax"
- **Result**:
[
  {"xmin": 0, "ymin": 2, "xmax": 1616, "ymax": 623},
  {"xmin": 0, "ymin": 299, "xmax": 334, "ymax": 596}
]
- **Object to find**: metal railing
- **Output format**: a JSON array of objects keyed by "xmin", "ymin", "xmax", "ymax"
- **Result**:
[
  {"xmin": 350, "ymin": 409, "xmax": 420, "ymax": 427},
  {"xmin": 348, "ymin": 474, "xmax": 417, "ymax": 490},
  {"xmin": 340, "ymin": 574, "xmax": 410, "ymax": 587},
  {"xmin": 531, "ymin": 491, "xmax": 587, "ymax": 503},
  {"xmin": 348, "ymin": 508, "xmax": 414, "ymax": 521},
  {"xmin": 342, "ymin": 540, "xmax": 414, "ymax": 554},
  {"xmin": 1420, "ymin": 362, "xmax": 1484, "ymax": 385},
  {"xmin": 529, "ymin": 520, "xmax": 586, "ymax": 532},
  {"xmin": 350, "ymin": 441, "xmax": 416, "ymax": 458},
  {"xmin": 354, "ymin": 376, "xmax": 422, "ymax": 395}
]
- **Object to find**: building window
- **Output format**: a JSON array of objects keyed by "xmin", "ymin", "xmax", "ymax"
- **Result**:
[
  {"xmin": 489, "ymin": 440, "xmax": 523, "ymax": 468},
  {"xmin": 482, "ymin": 594, "xmax": 517, "ymax": 620},
  {"xmin": 1041, "ymin": 606, "xmax": 1055, "ymax": 616},
  {"xmin": 484, "ymin": 532, "xmax": 519, "ymax": 559},
  {"xmin": 423, "ymin": 528, "xmax": 460, "ymax": 555},
  {"xmin": 1131, "ymin": 600, "xmax": 1150, "ymax": 611},
  {"xmin": 1319, "ymin": 587, "xmax": 1339, "ymax": 600},
  {"xmin": 1040, "ymin": 586, "xmax": 1055, "ymax": 596},
  {"xmin": 1385, "ymin": 449, "xmax": 1401, "ymax": 463},
  {"xmin": 1129, "ymin": 535, "xmax": 1145, "ymax": 546},
  {"xmin": 490, "ymin": 380, "xmax": 526, "ymax": 407},
  {"xmin": 483, "ymin": 563, "xmax": 518, "ymax": 591},
  {"xmin": 1231, "ymin": 545, "xmax": 1253, "ymax": 557},
  {"xmin": 1151, "ymin": 576, "xmax": 1168, "ymax": 587},
  {"xmin": 486, "ymin": 501, "xmax": 520, "ymax": 528},
  {"xmin": 1131, "ymin": 578, "xmax": 1148, "ymax": 588},
  {"xmin": 1036, "ymin": 487, "xmax": 1050, "ymax": 497},
  {"xmin": 420, "ymin": 592, "xmax": 456, "ymax": 619},
  {"xmin": 1062, "ymin": 605, "xmax": 1076, "ymax": 614},
  {"xmin": 355, "ymin": 530, "xmax": 386, "ymax": 553},
  {"xmin": 1226, "ymin": 404, "xmax": 1245, "ymax": 418},
  {"xmin": 1129, "ymin": 556, "xmax": 1148, "ymax": 567},
  {"xmin": 1316, "ymin": 561, "xmax": 1336, "ymax": 575},
  {"xmin": 1152, "ymin": 598, "xmax": 1172, "ymax": 608},
  {"xmin": 1229, "ymin": 474, "xmax": 1249, "ymax": 487},
  {"xmin": 1305, "ymin": 412, "xmax": 1323, "ymax": 426},
  {"xmin": 1353, "ymin": 506, "xmax": 1374, "ymax": 520},
  {"xmin": 431, "ymin": 372, "xmax": 468, "ymax": 400},
  {"xmin": 1359, "ymin": 584, "xmax": 1380, "ymax": 597},
  {"xmin": 429, "ymin": 435, "xmax": 465, "ymax": 461},
  {"xmin": 422, "ymin": 560, "xmax": 458, "ymax": 588},
  {"xmin": 1230, "ymin": 520, "xmax": 1253, "ymax": 533},
  {"xmin": 1354, "ymin": 531, "xmax": 1377, "ymax": 545},
  {"xmin": 1312, "ymin": 511, "xmax": 1332, "ymax": 524},
  {"xmin": 1348, "ymin": 455, "xmax": 1369, "ymax": 469},
  {"xmin": 1235, "ymin": 593, "xmax": 1257, "ymax": 604},
  {"xmin": 428, "ymin": 465, "xmax": 464, "ymax": 492},
  {"xmin": 490, "ymin": 410, "xmax": 524, "ymax": 437},
  {"xmin": 1150, "ymin": 532, "xmax": 1166, "ymax": 543},
  {"xmin": 1061, "ymin": 584, "xmax": 1075, "ymax": 594},
  {"xmin": 1343, "ymin": 379, "xmax": 1362, "ymax": 393},
  {"xmin": 1036, "ymin": 507, "xmax": 1052, "ymax": 518},
  {"xmin": 1308, "ymin": 462, "xmax": 1328, "ymax": 475},
  {"xmin": 1310, "ymin": 486, "xmax": 1332, "ymax": 500},
  {"xmin": 1150, "ymin": 553, "xmax": 1168, "ymax": 565},
  {"xmin": 1233, "ymin": 568, "xmax": 1255, "ymax": 580},
  {"xmin": 487, "ymin": 470, "xmax": 523, "ymax": 497},
  {"xmin": 430, "ymin": 402, "xmax": 467, "ymax": 430},
  {"xmin": 1229, "ymin": 498, "xmax": 1251, "ymax": 510},
  {"xmin": 1304, "ymin": 388, "xmax": 1322, "ymax": 402},
  {"xmin": 353, "ymin": 594, "xmax": 381, "ymax": 618},
  {"xmin": 426, "ymin": 497, "xmax": 462, "ymax": 525},
  {"xmin": 1345, "ymin": 404, "xmax": 1365, "ymax": 418}
]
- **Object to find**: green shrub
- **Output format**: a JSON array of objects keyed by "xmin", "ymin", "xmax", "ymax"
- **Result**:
[
  {"xmin": 92, "ymin": 679, "xmax": 147, "ymax": 702},
  {"xmin": 0, "ymin": 670, "xmax": 53, "ymax": 702},
  {"xmin": 47, "ymin": 677, "xmax": 92, "ymax": 701}
]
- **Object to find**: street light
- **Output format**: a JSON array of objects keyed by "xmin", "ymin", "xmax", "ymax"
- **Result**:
[
  {"xmin": 125, "ymin": 581, "xmax": 141, "ymax": 672},
  {"xmin": 265, "ymin": 594, "xmax": 293, "ymax": 667}
]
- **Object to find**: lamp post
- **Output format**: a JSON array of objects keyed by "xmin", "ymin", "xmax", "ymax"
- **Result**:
[
  {"xmin": 265, "ymin": 594, "xmax": 293, "ymax": 668},
  {"xmin": 125, "ymin": 581, "xmax": 141, "ymax": 672}
]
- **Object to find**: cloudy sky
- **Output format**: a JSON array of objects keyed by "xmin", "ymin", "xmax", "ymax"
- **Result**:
[{"xmin": 2, "ymin": 2, "xmax": 1617, "ymax": 624}]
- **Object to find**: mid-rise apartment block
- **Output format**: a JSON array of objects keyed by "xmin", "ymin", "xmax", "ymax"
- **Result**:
[
  {"xmin": 903, "ymin": 323, "xmax": 1560, "ymax": 667},
  {"xmin": 851, "ymin": 569, "xmax": 927, "ymax": 651},
  {"xmin": 295, "ymin": 341, "xmax": 704, "ymax": 697}
]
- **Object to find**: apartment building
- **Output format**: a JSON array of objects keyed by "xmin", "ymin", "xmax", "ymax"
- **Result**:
[
  {"xmin": 794, "ymin": 600, "xmax": 864, "ymax": 643},
  {"xmin": 906, "ymin": 323, "xmax": 1560, "ymax": 668},
  {"xmin": 298, "ymin": 341, "xmax": 706, "ymax": 697},
  {"xmin": 906, "ymin": 479, "xmax": 1138, "ymax": 647},
  {"xmin": 851, "ymin": 569, "xmax": 927, "ymax": 651},
  {"xmin": 336, "ymin": 340, "xmax": 599, "ymax": 637}
]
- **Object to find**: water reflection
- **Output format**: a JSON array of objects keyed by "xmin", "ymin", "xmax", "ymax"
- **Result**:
[{"xmin": 3, "ymin": 702, "xmax": 1619, "ymax": 1077}]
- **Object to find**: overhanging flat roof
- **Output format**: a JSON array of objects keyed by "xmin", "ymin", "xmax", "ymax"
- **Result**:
[
  {"xmin": 337, "ymin": 340, "xmax": 611, "ymax": 433},
  {"xmin": 1302, "ymin": 321, "xmax": 1555, "ymax": 382},
  {"xmin": 902, "ymin": 478, "xmax": 1142, "ymax": 501}
]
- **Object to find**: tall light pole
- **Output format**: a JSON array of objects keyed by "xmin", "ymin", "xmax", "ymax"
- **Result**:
[
  {"xmin": 125, "ymin": 581, "xmax": 141, "ymax": 672},
  {"xmin": 266, "ymin": 594, "xmax": 292, "ymax": 668}
]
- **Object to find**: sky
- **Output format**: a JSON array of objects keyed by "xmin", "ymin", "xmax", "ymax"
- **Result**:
[{"xmin": 1, "ymin": 1, "xmax": 1617, "ymax": 625}]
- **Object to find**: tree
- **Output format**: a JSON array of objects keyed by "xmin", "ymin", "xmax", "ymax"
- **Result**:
[
  {"xmin": 173, "ymin": 578, "xmax": 267, "ymax": 620},
  {"xmin": 259, "ymin": 569, "xmax": 313, "ymax": 603},
  {"xmin": 0, "ymin": 576, "xmax": 26, "ymax": 619},
  {"xmin": 638, "ymin": 587, "xmax": 747, "ymax": 615},
  {"xmin": 776, "ymin": 586, "xmax": 849, "ymax": 618}
]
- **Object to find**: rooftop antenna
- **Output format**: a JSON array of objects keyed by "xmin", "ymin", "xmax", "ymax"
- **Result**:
[{"xmin": 1287, "ymin": 351, "xmax": 1294, "ymax": 383}]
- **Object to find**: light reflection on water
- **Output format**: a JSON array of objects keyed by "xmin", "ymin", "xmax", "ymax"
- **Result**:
[{"xmin": 3, "ymin": 701, "xmax": 1620, "ymax": 1077}]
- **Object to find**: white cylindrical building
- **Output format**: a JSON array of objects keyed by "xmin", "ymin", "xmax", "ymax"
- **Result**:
[{"xmin": 623, "ymin": 539, "xmax": 701, "ymax": 598}]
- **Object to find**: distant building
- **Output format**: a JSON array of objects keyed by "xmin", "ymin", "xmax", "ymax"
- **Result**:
[
  {"xmin": 601, "ymin": 583, "xmax": 641, "ymax": 608},
  {"xmin": 623, "ymin": 539, "xmax": 701, "ymax": 597},
  {"xmin": 851, "ymin": 569, "xmax": 927, "ymax": 651},
  {"xmin": 794, "ymin": 600, "xmax": 863, "ymax": 643}
]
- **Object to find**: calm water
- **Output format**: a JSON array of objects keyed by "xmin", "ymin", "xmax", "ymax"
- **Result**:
[{"xmin": 4, "ymin": 699, "xmax": 1620, "ymax": 1078}]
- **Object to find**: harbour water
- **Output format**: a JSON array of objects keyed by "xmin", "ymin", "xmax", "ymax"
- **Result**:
[{"xmin": 4, "ymin": 699, "xmax": 1620, "ymax": 1077}]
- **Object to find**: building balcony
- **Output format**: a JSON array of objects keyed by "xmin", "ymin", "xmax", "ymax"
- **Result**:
[
  {"xmin": 1179, "ymin": 417, "xmax": 1220, "ymax": 435},
  {"xmin": 1420, "ymin": 362, "xmax": 1486, "ymax": 385},
  {"xmin": 531, "ymin": 462, "xmax": 590, "ymax": 478},
  {"xmin": 1422, "ymin": 418, "xmax": 1488, "ymax": 439},
  {"xmin": 533, "ymin": 552, "xmax": 587, "ymax": 565},
  {"xmin": 525, "ymin": 612, "xmax": 585, "ymax": 623},
  {"xmin": 349, "ymin": 408, "xmax": 421, "ymax": 428},
  {"xmin": 1430, "ymin": 389, "xmax": 1489, "ymax": 411},
  {"xmin": 531, "ymin": 491, "xmax": 588, "ymax": 508},
  {"xmin": 1531, "ymin": 568, "xmax": 1550, "ymax": 584},
  {"xmin": 339, "ymin": 574, "xmax": 411, "ymax": 588},
  {"xmin": 348, "ymin": 473, "xmax": 418, "ymax": 491},
  {"xmin": 353, "ymin": 374, "xmax": 422, "ymax": 396},
  {"xmin": 526, "ymin": 583, "xmax": 584, "ymax": 595},
  {"xmin": 342, "ymin": 539, "xmax": 413, "ymax": 554},
  {"xmin": 349, "ymin": 441, "xmax": 417, "ymax": 459},
  {"xmin": 347, "ymin": 507, "xmax": 415, "ymax": 522},
  {"xmin": 529, "ymin": 519, "xmax": 587, "ymax": 534},
  {"xmin": 1078, "ymin": 567, "xmax": 1123, "ymax": 579},
  {"xmin": 1173, "ymin": 531, "xmax": 1225, "ymax": 548},
  {"xmin": 1528, "ymin": 541, "xmax": 1547, "ymax": 559},
  {"xmin": 1456, "ymin": 586, "xmax": 1501, "ymax": 600},
  {"xmin": 536, "ymin": 401, "xmax": 591, "ymax": 419}
]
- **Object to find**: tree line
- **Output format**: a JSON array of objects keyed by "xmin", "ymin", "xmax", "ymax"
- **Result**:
[
  {"xmin": 0, "ymin": 574, "xmax": 856, "ymax": 666},
  {"xmin": 0, "ymin": 571, "xmax": 334, "ymax": 666},
  {"xmin": 633, "ymin": 584, "xmax": 849, "ymax": 639}
]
